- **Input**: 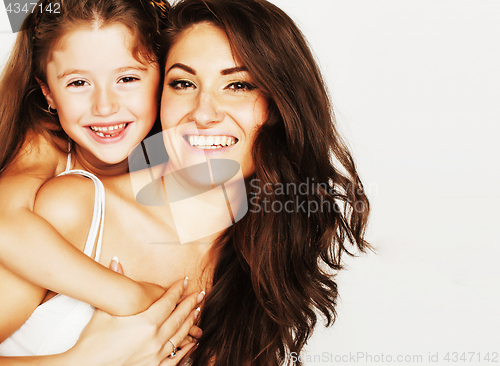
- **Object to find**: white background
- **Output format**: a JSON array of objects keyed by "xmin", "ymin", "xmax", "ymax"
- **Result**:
[{"xmin": 1, "ymin": 1, "xmax": 499, "ymax": 365}]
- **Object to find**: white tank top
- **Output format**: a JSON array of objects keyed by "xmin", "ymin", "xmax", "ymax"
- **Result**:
[{"xmin": 0, "ymin": 154, "xmax": 106, "ymax": 356}]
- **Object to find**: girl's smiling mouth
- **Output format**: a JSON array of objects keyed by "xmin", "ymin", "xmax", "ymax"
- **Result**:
[{"xmin": 88, "ymin": 123, "xmax": 129, "ymax": 138}]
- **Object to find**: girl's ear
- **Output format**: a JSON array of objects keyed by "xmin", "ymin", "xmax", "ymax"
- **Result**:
[{"xmin": 36, "ymin": 78, "xmax": 57, "ymax": 109}]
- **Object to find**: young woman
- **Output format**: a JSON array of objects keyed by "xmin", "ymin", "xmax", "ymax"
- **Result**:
[{"xmin": 10, "ymin": 0, "xmax": 370, "ymax": 365}]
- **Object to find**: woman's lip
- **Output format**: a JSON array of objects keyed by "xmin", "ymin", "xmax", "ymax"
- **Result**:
[{"xmin": 181, "ymin": 129, "xmax": 237, "ymax": 138}]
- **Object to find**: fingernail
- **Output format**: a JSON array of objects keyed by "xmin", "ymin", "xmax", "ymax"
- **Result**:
[
  {"xmin": 110, "ymin": 256, "xmax": 119, "ymax": 271},
  {"xmin": 194, "ymin": 307, "xmax": 201, "ymax": 319},
  {"xmin": 197, "ymin": 291, "xmax": 205, "ymax": 303},
  {"xmin": 183, "ymin": 276, "xmax": 189, "ymax": 289},
  {"xmin": 196, "ymin": 329, "xmax": 203, "ymax": 338}
]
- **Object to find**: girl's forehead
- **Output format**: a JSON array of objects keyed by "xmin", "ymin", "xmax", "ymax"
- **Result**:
[
  {"xmin": 53, "ymin": 22, "xmax": 134, "ymax": 53},
  {"xmin": 47, "ymin": 23, "xmax": 152, "ymax": 75}
]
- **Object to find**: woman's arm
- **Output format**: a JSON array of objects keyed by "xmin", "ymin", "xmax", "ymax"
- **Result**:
[
  {"xmin": 0, "ymin": 279, "xmax": 202, "ymax": 366},
  {"xmin": 0, "ymin": 136, "xmax": 162, "ymax": 316}
]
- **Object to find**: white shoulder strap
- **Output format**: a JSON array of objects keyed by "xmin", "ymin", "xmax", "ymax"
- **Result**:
[
  {"xmin": 65, "ymin": 142, "xmax": 72, "ymax": 172},
  {"xmin": 57, "ymin": 169, "xmax": 105, "ymax": 261}
]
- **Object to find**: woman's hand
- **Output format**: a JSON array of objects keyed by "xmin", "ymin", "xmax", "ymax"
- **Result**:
[{"xmin": 66, "ymin": 278, "xmax": 203, "ymax": 366}]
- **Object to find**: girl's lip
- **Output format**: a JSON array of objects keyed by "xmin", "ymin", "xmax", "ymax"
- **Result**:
[{"xmin": 85, "ymin": 122, "xmax": 132, "ymax": 144}]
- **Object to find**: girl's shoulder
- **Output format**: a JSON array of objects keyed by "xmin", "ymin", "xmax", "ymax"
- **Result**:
[
  {"xmin": 34, "ymin": 172, "xmax": 96, "ymax": 252},
  {"xmin": 3, "ymin": 131, "xmax": 69, "ymax": 178},
  {"xmin": 0, "ymin": 131, "xmax": 69, "ymax": 212}
]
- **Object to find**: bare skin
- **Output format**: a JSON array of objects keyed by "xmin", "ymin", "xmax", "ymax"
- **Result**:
[{"xmin": 0, "ymin": 134, "xmax": 164, "ymax": 342}]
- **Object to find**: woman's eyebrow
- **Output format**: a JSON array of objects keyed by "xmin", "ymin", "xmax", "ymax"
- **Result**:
[
  {"xmin": 221, "ymin": 66, "xmax": 247, "ymax": 75},
  {"xmin": 167, "ymin": 63, "xmax": 196, "ymax": 75}
]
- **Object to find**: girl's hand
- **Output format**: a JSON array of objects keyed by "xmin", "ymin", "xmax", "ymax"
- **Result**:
[
  {"xmin": 67, "ymin": 278, "xmax": 203, "ymax": 366},
  {"xmin": 109, "ymin": 257, "xmax": 168, "ymax": 315}
]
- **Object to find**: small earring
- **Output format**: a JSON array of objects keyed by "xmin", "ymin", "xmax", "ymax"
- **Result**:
[{"xmin": 46, "ymin": 105, "xmax": 57, "ymax": 115}]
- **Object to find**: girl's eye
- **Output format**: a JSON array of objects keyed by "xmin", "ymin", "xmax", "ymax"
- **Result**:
[
  {"xmin": 67, "ymin": 80, "xmax": 88, "ymax": 87},
  {"xmin": 119, "ymin": 76, "xmax": 139, "ymax": 83},
  {"xmin": 226, "ymin": 81, "xmax": 256, "ymax": 92},
  {"xmin": 169, "ymin": 80, "xmax": 195, "ymax": 90}
]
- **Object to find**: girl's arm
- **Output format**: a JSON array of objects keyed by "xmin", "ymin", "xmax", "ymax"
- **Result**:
[
  {"xmin": 0, "ymin": 279, "xmax": 201, "ymax": 366},
  {"xmin": 0, "ymin": 264, "xmax": 46, "ymax": 342},
  {"xmin": 0, "ymin": 136, "xmax": 162, "ymax": 316}
]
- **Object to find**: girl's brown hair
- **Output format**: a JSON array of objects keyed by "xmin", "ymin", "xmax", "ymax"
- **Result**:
[
  {"xmin": 0, "ymin": 0, "xmax": 169, "ymax": 173},
  {"xmin": 166, "ymin": 0, "xmax": 370, "ymax": 365}
]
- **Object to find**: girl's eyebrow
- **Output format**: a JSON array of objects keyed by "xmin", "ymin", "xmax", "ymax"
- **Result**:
[
  {"xmin": 115, "ymin": 66, "xmax": 148, "ymax": 73},
  {"xmin": 58, "ymin": 69, "xmax": 88, "ymax": 79},
  {"xmin": 58, "ymin": 66, "xmax": 148, "ymax": 79}
]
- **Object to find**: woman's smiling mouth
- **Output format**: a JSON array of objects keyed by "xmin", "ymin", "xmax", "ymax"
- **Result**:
[{"xmin": 185, "ymin": 135, "xmax": 238, "ymax": 149}]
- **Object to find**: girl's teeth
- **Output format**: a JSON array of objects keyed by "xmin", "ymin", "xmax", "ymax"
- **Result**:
[
  {"xmin": 95, "ymin": 131, "xmax": 119, "ymax": 138},
  {"xmin": 90, "ymin": 123, "xmax": 127, "ymax": 134},
  {"xmin": 187, "ymin": 135, "xmax": 237, "ymax": 149}
]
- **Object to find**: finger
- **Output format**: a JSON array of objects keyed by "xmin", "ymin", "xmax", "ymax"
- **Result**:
[
  {"xmin": 109, "ymin": 256, "xmax": 122, "ymax": 274},
  {"xmin": 176, "ymin": 277, "xmax": 190, "ymax": 305},
  {"xmin": 188, "ymin": 325, "xmax": 203, "ymax": 339},
  {"xmin": 146, "ymin": 279, "xmax": 186, "ymax": 323},
  {"xmin": 159, "ymin": 342, "xmax": 196, "ymax": 366},
  {"xmin": 159, "ymin": 291, "xmax": 200, "ymax": 341},
  {"xmin": 178, "ymin": 336, "xmax": 194, "ymax": 349},
  {"xmin": 160, "ymin": 305, "xmax": 200, "ymax": 359}
]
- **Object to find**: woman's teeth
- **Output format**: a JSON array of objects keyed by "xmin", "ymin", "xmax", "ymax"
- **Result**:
[
  {"xmin": 188, "ymin": 135, "xmax": 237, "ymax": 149},
  {"xmin": 89, "ymin": 123, "xmax": 127, "ymax": 137}
]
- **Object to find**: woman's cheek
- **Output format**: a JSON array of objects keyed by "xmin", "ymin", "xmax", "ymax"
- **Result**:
[{"xmin": 161, "ymin": 96, "xmax": 187, "ymax": 129}]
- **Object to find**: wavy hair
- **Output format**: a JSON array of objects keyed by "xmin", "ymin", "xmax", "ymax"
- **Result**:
[
  {"xmin": 0, "ymin": 0, "xmax": 169, "ymax": 173},
  {"xmin": 166, "ymin": 1, "xmax": 371, "ymax": 365}
]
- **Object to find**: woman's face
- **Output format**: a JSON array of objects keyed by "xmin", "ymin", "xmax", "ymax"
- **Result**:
[{"xmin": 161, "ymin": 22, "xmax": 268, "ymax": 178}]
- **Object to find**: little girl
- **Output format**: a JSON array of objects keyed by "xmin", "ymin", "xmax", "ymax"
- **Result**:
[{"xmin": 0, "ymin": 0, "xmax": 199, "ymax": 357}]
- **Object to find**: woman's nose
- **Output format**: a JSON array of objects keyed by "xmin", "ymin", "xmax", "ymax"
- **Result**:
[
  {"xmin": 92, "ymin": 87, "xmax": 119, "ymax": 117},
  {"xmin": 189, "ymin": 92, "xmax": 224, "ymax": 126}
]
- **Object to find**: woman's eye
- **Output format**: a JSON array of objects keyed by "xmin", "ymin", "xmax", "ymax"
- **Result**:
[
  {"xmin": 119, "ymin": 76, "xmax": 139, "ymax": 83},
  {"xmin": 67, "ymin": 80, "xmax": 88, "ymax": 87},
  {"xmin": 169, "ymin": 80, "xmax": 195, "ymax": 90},
  {"xmin": 226, "ymin": 82, "xmax": 256, "ymax": 91}
]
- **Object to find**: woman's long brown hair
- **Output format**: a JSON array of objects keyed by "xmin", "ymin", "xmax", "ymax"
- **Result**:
[
  {"xmin": 167, "ymin": 0, "xmax": 370, "ymax": 365},
  {"xmin": 0, "ymin": 0, "xmax": 168, "ymax": 173}
]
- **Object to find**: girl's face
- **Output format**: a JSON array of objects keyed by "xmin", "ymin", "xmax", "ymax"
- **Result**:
[
  {"xmin": 161, "ymin": 22, "xmax": 268, "ymax": 178},
  {"xmin": 41, "ymin": 23, "xmax": 160, "ymax": 171}
]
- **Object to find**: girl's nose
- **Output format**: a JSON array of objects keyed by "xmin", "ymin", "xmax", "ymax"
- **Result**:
[{"xmin": 92, "ymin": 87, "xmax": 119, "ymax": 117}]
